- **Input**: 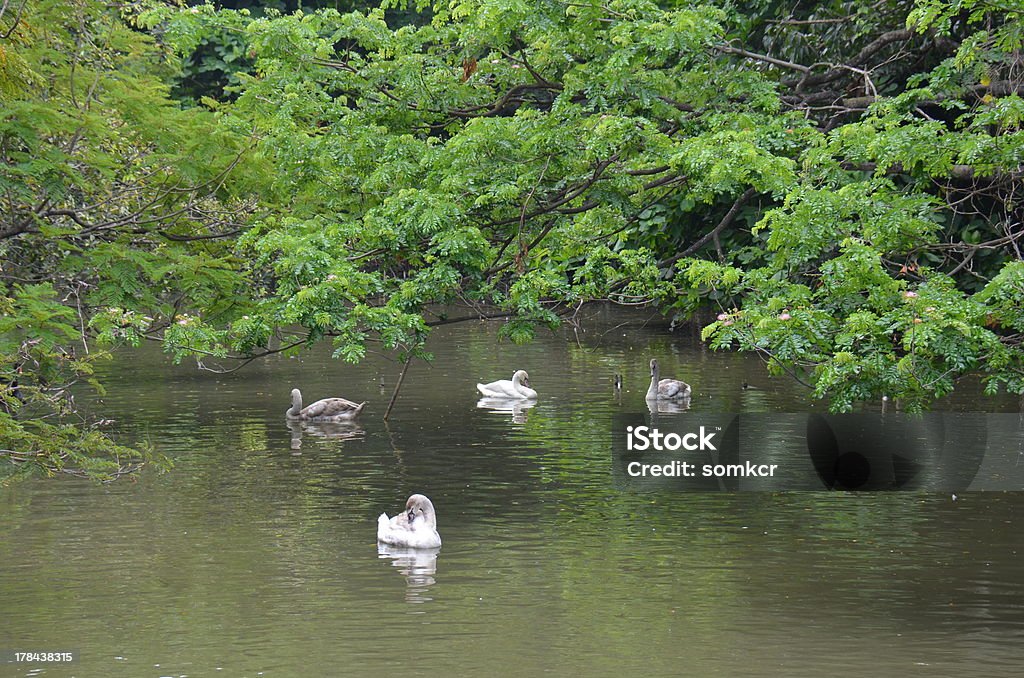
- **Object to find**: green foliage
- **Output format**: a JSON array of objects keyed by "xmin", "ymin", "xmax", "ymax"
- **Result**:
[
  {"xmin": 133, "ymin": 0, "xmax": 1024, "ymax": 412},
  {"xmin": 4, "ymin": 0, "xmax": 1024, "ymax": 488},
  {"xmin": 0, "ymin": 284, "xmax": 166, "ymax": 483},
  {"xmin": 0, "ymin": 0, "xmax": 260, "ymax": 479},
  {"xmin": 144, "ymin": 0, "xmax": 772, "ymax": 352}
]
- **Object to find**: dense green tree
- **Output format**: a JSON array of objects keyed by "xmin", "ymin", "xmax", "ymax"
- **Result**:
[
  {"xmin": 144, "ymin": 0, "xmax": 1024, "ymax": 411},
  {"xmin": 3, "ymin": 0, "xmax": 1023, "ymax": 480},
  {"xmin": 0, "ymin": 0, "xmax": 266, "ymax": 480}
]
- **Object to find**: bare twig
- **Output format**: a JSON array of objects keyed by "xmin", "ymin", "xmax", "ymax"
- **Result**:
[{"xmin": 383, "ymin": 346, "xmax": 415, "ymax": 421}]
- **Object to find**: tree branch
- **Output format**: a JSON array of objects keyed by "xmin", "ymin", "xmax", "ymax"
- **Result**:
[
  {"xmin": 716, "ymin": 45, "xmax": 810, "ymax": 73},
  {"xmin": 663, "ymin": 188, "xmax": 758, "ymax": 266},
  {"xmin": 783, "ymin": 29, "xmax": 915, "ymax": 90},
  {"xmin": 840, "ymin": 161, "xmax": 1023, "ymax": 181}
]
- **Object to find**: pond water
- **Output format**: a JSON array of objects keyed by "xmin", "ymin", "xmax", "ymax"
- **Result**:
[{"xmin": 2, "ymin": 306, "xmax": 1024, "ymax": 677}]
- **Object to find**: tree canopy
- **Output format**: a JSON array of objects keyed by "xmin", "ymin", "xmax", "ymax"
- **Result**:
[{"xmin": 2, "ymin": 0, "xmax": 1023, "ymax": 478}]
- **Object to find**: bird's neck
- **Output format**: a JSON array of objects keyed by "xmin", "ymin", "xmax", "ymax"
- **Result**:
[{"xmin": 647, "ymin": 367, "xmax": 659, "ymax": 399}]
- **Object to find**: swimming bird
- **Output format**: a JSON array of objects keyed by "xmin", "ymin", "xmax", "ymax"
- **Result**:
[
  {"xmin": 476, "ymin": 369, "xmax": 537, "ymax": 399},
  {"xmin": 286, "ymin": 388, "xmax": 365, "ymax": 422},
  {"xmin": 646, "ymin": 359, "xmax": 691, "ymax": 401},
  {"xmin": 377, "ymin": 494, "xmax": 442, "ymax": 549}
]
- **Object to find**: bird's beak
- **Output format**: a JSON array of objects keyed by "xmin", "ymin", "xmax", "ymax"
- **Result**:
[{"xmin": 407, "ymin": 509, "xmax": 416, "ymax": 524}]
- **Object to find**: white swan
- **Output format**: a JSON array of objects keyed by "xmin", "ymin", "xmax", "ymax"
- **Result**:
[
  {"xmin": 646, "ymin": 359, "xmax": 691, "ymax": 401},
  {"xmin": 377, "ymin": 494, "xmax": 442, "ymax": 549},
  {"xmin": 286, "ymin": 388, "xmax": 365, "ymax": 422},
  {"xmin": 476, "ymin": 369, "xmax": 537, "ymax": 399}
]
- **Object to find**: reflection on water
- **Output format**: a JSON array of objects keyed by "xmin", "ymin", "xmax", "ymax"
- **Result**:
[
  {"xmin": 377, "ymin": 543, "xmax": 439, "ymax": 603},
  {"xmin": 476, "ymin": 396, "xmax": 536, "ymax": 423},
  {"xmin": 287, "ymin": 419, "xmax": 366, "ymax": 452},
  {"xmin": 646, "ymin": 397, "xmax": 691, "ymax": 414},
  {"xmin": 1, "ymin": 306, "xmax": 1023, "ymax": 677}
]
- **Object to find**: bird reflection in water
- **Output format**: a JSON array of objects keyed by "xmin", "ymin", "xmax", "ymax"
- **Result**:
[
  {"xmin": 377, "ymin": 543, "xmax": 439, "ymax": 603},
  {"xmin": 287, "ymin": 419, "xmax": 366, "ymax": 453},
  {"xmin": 476, "ymin": 397, "xmax": 536, "ymax": 424},
  {"xmin": 646, "ymin": 397, "xmax": 691, "ymax": 414}
]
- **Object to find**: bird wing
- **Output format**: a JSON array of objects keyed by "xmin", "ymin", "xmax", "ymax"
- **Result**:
[
  {"xmin": 477, "ymin": 383, "xmax": 501, "ymax": 396},
  {"xmin": 477, "ymin": 379, "xmax": 517, "ymax": 397},
  {"xmin": 659, "ymin": 379, "xmax": 690, "ymax": 399},
  {"xmin": 377, "ymin": 513, "xmax": 391, "ymax": 541},
  {"xmin": 302, "ymin": 397, "xmax": 363, "ymax": 418},
  {"xmin": 378, "ymin": 512, "xmax": 412, "ymax": 543}
]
